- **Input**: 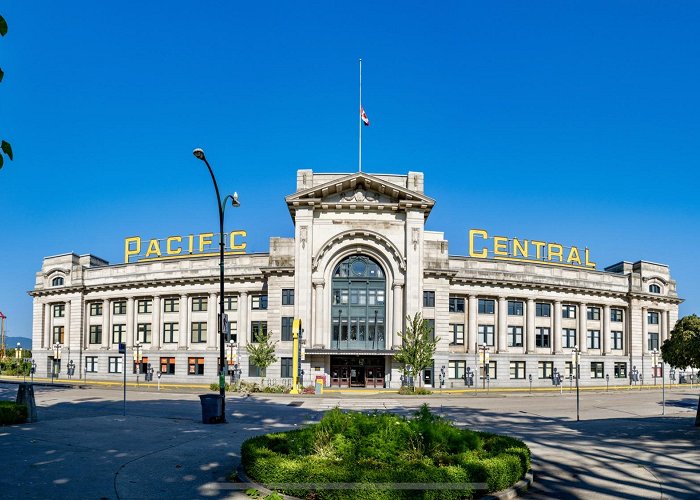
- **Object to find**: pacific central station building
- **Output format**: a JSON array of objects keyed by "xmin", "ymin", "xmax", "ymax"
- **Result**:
[{"xmin": 30, "ymin": 170, "xmax": 682, "ymax": 388}]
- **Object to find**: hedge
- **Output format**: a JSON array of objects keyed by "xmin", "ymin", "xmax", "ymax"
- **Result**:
[{"xmin": 0, "ymin": 401, "xmax": 28, "ymax": 425}]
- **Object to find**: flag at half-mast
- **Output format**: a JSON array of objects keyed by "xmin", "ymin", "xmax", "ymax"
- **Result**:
[{"xmin": 360, "ymin": 105, "xmax": 370, "ymax": 126}]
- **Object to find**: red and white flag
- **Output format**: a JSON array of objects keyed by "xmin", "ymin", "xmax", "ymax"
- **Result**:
[{"xmin": 360, "ymin": 106, "xmax": 370, "ymax": 126}]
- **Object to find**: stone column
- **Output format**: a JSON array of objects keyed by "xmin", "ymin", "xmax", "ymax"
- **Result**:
[
  {"xmin": 661, "ymin": 310, "xmax": 669, "ymax": 344},
  {"xmin": 497, "ymin": 297, "xmax": 507, "ymax": 353},
  {"xmin": 313, "ymin": 281, "xmax": 324, "ymax": 347},
  {"xmin": 579, "ymin": 302, "xmax": 588, "ymax": 353},
  {"xmin": 641, "ymin": 306, "xmax": 648, "ymax": 354},
  {"xmin": 151, "ymin": 295, "xmax": 161, "ymax": 349},
  {"xmin": 526, "ymin": 299, "xmax": 536, "ymax": 353},
  {"xmin": 64, "ymin": 300, "xmax": 71, "ymax": 348},
  {"xmin": 207, "ymin": 292, "xmax": 218, "ymax": 350},
  {"xmin": 553, "ymin": 301, "xmax": 562, "ymax": 353},
  {"xmin": 392, "ymin": 283, "xmax": 403, "ymax": 348},
  {"xmin": 126, "ymin": 297, "xmax": 135, "ymax": 347},
  {"xmin": 603, "ymin": 304, "xmax": 611, "ymax": 354},
  {"xmin": 239, "ymin": 292, "xmax": 248, "ymax": 347},
  {"xmin": 43, "ymin": 303, "xmax": 51, "ymax": 349},
  {"xmin": 102, "ymin": 299, "xmax": 110, "ymax": 349},
  {"xmin": 467, "ymin": 295, "xmax": 477, "ymax": 352},
  {"xmin": 179, "ymin": 294, "xmax": 189, "ymax": 349}
]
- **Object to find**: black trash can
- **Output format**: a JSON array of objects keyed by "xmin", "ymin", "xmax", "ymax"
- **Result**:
[{"xmin": 199, "ymin": 394, "xmax": 223, "ymax": 424}]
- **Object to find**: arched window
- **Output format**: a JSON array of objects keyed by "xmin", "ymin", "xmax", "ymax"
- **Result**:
[
  {"xmin": 649, "ymin": 284, "xmax": 661, "ymax": 294},
  {"xmin": 51, "ymin": 276, "xmax": 64, "ymax": 287},
  {"xmin": 331, "ymin": 255, "xmax": 386, "ymax": 350}
]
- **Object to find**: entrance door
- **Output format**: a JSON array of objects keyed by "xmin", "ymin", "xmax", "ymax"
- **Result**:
[
  {"xmin": 423, "ymin": 367, "xmax": 433, "ymax": 387},
  {"xmin": 339, "ymin": 367, "xmax": 350, "ymax": 387},
  {"xmin": 350, "ymin": 366, "xmax": 365, "ymax": 387},
  {"xmin": 365, "ymin": 367, "xmax": 385, "ymax": 388}
]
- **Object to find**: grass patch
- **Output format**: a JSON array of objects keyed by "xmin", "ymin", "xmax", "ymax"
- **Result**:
[
  {"xmin": 0, "ymin": 401, "xmax": 28, "ymax": 425},
  {"xmin": 241, "ymin": 404, "xmax": 529, "ymax": 499}
]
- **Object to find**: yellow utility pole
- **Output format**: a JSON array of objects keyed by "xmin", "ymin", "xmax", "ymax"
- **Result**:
[{"xmin": 290, "ymin": 319, "xmax": 302, "ymax": 394}]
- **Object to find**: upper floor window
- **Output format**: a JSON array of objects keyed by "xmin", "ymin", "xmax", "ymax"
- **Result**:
[
  {"xmin": 282, "ymin": 289, "xmax": 295, "ymax": 306},
  {"xmin": 164, "ymin": 297, "xmax": 180, "ymax": 313},
  {"xmin": 611, "ymin": 308, "xmax": 623, "ymax": 322},
  {"xmin": 191, "ymin": 297, "xmax": 208, "ymax": 312},
  {"xmin": 507, "ymin": 301, "xmax": 523, "ymax": 316},
  {"xmin": 113, "ymin": 301, "xmax": 127, "ymax": 315},
  {"xmin": 478, "ymin": 299, "xmax": 495, "ymax": 314},
  {"xmin": 224, "ymin": 295, "xmax": 238, "ymax": 311},
  {"xmin": 587, "ymin": 307, "xmax": 600, "ymax": 321},
  {"xmin": 649, "ymin": 284, "xmax": 661, "ymax": 294},
  {"xmin": 535, "ymin": 303, "xmax": 551, "ymax": 317},
  {"xmin": 89, "ymin": 302, "xmax": 103, "ymax": 316},
  {"xmin": 423, "ymin": 291, "xmax": 435, "ymax": 308},
  {"xmin": 252, "ymin": 295, "xmax": 268, "ymax": 310},
  {"xmin": 448, "ymin": 296, "xmax": 465, "ymax": 313},
  {"xmin": 648, "ymin": 311, "xmax": 660, "ymax": 325},
  {"xmin": 562, "ymin": 305, "xmax": 577, "ymax": 319},
  {"xmin": 53, "ymin": 303, "xmax": 65, "ymax": 318},
  {"xmin": 137, "ymin": 299, "xmax": 152, "ymax": 314},
  {"xmin": 51, "ymin": 276, "xmax": 64, "ymax": 287}
]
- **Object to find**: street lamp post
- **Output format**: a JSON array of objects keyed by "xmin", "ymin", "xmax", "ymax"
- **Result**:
[
  {"xmin": 52, "ymin": 343, "xmax": 62, "ymax": 383},
  {"xmin": 134, "ymin": 342, "xmax": 142, "ymax": 386},
  {"xmin": 228, "ymin": 339, "xmax": 236, "ymax": 384},
  {"xmin": 479, "ymin": 344, "xmax": 490, "ymax": 390},
  {"xmin": 651, "ymin": 348, "xmax": 665, "ymax": 415},
  {"xmin": 571, "ymin": 345, "xmax": 581, "ymax": 422},
  {"xmin": 193, "ymin": 148, "xmax": 240, "ymax": 424}
]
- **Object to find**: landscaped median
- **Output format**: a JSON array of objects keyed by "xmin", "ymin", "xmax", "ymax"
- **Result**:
[
  {"xmin": 0, "ymin": 401, "xmax": 27, "ymax": 425},
  {"xmin": 241, "ymin": 404, "xmax": 530, "ymax": 499}
]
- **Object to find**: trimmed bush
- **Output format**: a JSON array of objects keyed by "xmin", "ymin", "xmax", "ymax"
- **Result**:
[
  {"xmin": 241, "ymin": 404, "xmax": 529, "ymax": 499},
  {"xmin": 0, "ymin": 401, "xmax": 28, "ymax": 425}
]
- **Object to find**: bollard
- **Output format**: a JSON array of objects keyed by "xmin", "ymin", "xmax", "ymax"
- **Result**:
[{"xmin": 16, "ymin": 383, "xmax": 38, "ymax": 423}]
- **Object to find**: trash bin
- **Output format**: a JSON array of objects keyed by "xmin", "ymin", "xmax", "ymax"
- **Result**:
[
  {"xmin": 315, "ymin": 376, "xmax": 325, "ymax": 395},
  {"xmin": 198, "ymin": 394, "xmax": 223, "ymax": 424}
]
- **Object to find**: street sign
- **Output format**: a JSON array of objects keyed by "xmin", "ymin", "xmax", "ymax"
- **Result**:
[
  {"xmin": 118, "ymin": 343, "xmax": 126, "ymax": 354},
  {"xmin": 220, "ymin": 313, "xmax": 229, "ymax": 337}
]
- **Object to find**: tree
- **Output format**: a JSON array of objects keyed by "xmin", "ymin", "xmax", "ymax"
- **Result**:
[
  {"xmin": 246, "ymin": 330, "xmax": 278, "ymax": 383},
  {"xmin": 0, "ymin": 14, "xmax": 13, "ymax": 169},
  {"xmin": 394, "ymin": 312, "xmax": 439, "ymax": 389},
  {"xmin": 661, "ymin": 314, "xmax": 700, "ymax": 427}
]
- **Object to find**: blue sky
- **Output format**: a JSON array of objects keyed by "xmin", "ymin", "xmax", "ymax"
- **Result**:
[{"xmin": 1, "ymin": 1, "xmax": 699, "ymax": 339}]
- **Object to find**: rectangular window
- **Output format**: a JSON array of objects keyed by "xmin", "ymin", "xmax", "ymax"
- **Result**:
[
  {"xmin": 562, "ymin": 328, "xmax": 576, "ymax": 349},
  {"xmin": 223, "ymin": 295, "xmax": 238, "ymax": 312},
  {"xmin": 160, "ymin": 357, "xmax": 175, "ymax": 375},
  {"xmin": 425, "ymin": 319, "xmax": 435, "ymax": 341},
  {"xmin": 481, "ymin": 361, "xmax": 497, "ymax": 379},
  {"xmin": 611, "ymin": 308, "xmax": 623, "ymax": 322},
  {"xmin": 449, "ymin": 323, "xmax": 465, "ymax": 345},
  {"xmin": 249, "ymin": 363, "xmax": 266, "ymax": 377},
  {"xmin": 478, "ymin": 299, "xmax": 495, "ymax": 314},
  {"xmin": 282, "ymin": 289, "xmax": 295, "ymax": 306},
  {"xmin": 113, "ymin": 301, "xmax": 126, "ymax": 315},
  {"xmin": 137, "ymin": 299, "xmax": 152, "ymax": 314},
  {"xmin": 448, "ymin": 296, "xmax": 465, "ymax": 313},
  {"xmin": 612, "ymin": 331, "xmax": 623, "ymax": 350},
  {"xmin": 507, "ymin": 326, "xmax": 523, "ymax": 347},
  {"xmin": 536, "ymin": 327, "xmax": 551, "ymax": 348},
  {"xmin": 281, "ymin": 316, "xmax": 294, "ymax": 341},
  {"xmin": 137, "ymin": 323, "xmax": 152, "ymax": 343},
  {"xmin": 192, "ymin": 297, "xmax": 208, "ymax": 312},
  {"xmin": 535, "ymin": 303, "xmax": 551, "ymax": 317},
  {"xmin": 565, "ymin": 361, "xmax": 574, "ymax": 379},
  {"xmin": 587, "ymin": 307, "xmax": 600, "ymax": 321},
  {"xmin": 89, "ymin": 302, "xmax": 103, "ymax": 316},
  {"xmin": 85, "ymin": 356, "xmax": 98, "ymax": 373},
  {"xmin": 448, "ymin": 360, "xmax": 466, "ymax": 379},
  {"xmin": 163, "ymin": 322, "xmax": 178, "ymax": 343},
  {"xmin": 510, "ymin": 361, "xmax": 526, "ymax": 379},
  {"xmin": 53, "ymin": 303, "xmax": 65, "ymax": 318},
  {"xmin": 89, "ymin": 325, "xmax": 102, "ymax": 344},
  {"xmin": 250, "ymin": 321, "xmax": 268, "ymax": 342},
  {"xmin": 281, "ymin": 357, "xmax": 293, "ymax": 378},
  {"xmin": 188, "ymin": 357, "xmax": 205, "ymax": 376},
  {"xmin": 587, "ymin": 330, "xmax": 601, "ymax": 349},
  {"xmin": 562, "ymin": 305, "xmax": 577, "ymax": 319},
  {"xmin": 191, "ymin": 322, "xmax": 207, "ymax": 343},
  {"xmin": 648, "ymin": 311, "xmax": 659, "ymax": 325},
  {"xmin": 164, "ymin": 298, "xmax": 180, "ymax": 313},
  {"xmin": 423, "ymin": 291, "xmax": 435, "ymax": 307},
  {"xmin": 477, "ymin": 325, "xmax": 495, "ymax": 346},
  {"xmin": 591, "ymin": 362, "xmax": 604, "ymax": 379},
  {"xmin": 614, "ymin": 362, "xmax": 627, "ymax": 378},
  {"xmin": 52, "ymin": 326, "xmax": 65, "ymax": 344},
  {"xmin": 508, "ymin": 301, "xmax": 524, "ymax": 316},
  {"xmin": 112, "ymin": 324, "xmax": 125, "ymax": 344},
  {"xmin": 228, "ymin": 320, "xmax": 238, "ymax": 343},
  {"xmin": 648, "ymin": 332, "xmax": 659, "ymax": 351},
  {"xmin": 108, "ymin": 356, "xmax": 123, "ymax": 374},
  {"xmin": 538, "ymin": 361, "xmax": 554, "ymax": 379},
  {"xmin": 251, "ymin": 295, "xmax": 268, "ymax": 310}
]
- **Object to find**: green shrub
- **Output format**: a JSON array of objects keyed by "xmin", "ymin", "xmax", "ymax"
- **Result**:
[
  {"xmin": 0, "ymin": 401, "xmax": 28, "ymax": 425},
  {"xmin": 209, "ymin": 383, "xmax": 232, "ymax": 392},
  {"xmin": 398, "ymin": 386, "xmax": 433, "ymax": 395}
]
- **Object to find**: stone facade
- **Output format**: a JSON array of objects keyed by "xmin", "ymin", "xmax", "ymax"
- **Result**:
[{"xmin": 30, "ymin": 170, "xmax": 682, "ymax": 388}]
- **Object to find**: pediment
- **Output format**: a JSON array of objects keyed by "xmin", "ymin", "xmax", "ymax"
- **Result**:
[{"xmin": 285, "ymin": 172, "xmax": 435, "ymax": 219}]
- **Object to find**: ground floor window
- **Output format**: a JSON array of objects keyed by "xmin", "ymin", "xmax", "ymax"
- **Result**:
[
  {"xmin": 614, "ymin": 362, "xmax": 627, "ymax": 378},
  {"xmin": 160, "ymin": 357, "xmax": 175, "ymax": 375},
  {"xmin": 281, "ymin": 357, "xmax": 293, "ymax": 378},
  {"xmin": 510, "ymin": 361, "xmax": 526, "ymax": 379},
  {"xmin": 133, "ymin": 356, "xmax": 149, "ymax": 374},
  {"xmin": 538, "ymin": 361, "xmax": 553, "ymax": 379},
  {"xmin": 108, "ymin": 356, "xmax": 123, "ymax": 374},
  {"xmin": 480, "ymin": 361, "xmax": 497, "ymax": 379},
  {"xmin": 565, "ymin": 360, "xmax": 575, "ymax": 379},
  {"xmin": 85, "ymin": 356, "xmax": 98, "ymax": 373},
  {"xmin": 188, "ymin": 357, "xmax": 205, "ymax": 375},
  {"xmin": 591, "ymin": 362, "xmax": 604, "ymax": 378},
  {"xmin": 249, "ymin": 363, "xmax": 266, "ymax": 377},
  {"xmin": 448, "ymin": 360, "xmax": 466, "ymax": 379}
]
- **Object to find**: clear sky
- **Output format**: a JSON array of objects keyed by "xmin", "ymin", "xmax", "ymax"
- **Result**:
[{"xmin": 1, "ymin": 1, "xmax": 699, "ymax": 340}]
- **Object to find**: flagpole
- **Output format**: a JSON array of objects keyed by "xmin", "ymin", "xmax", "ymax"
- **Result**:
[{"xmin": 359, "ymin": 58, "xmax": 362, "ymax": 172}]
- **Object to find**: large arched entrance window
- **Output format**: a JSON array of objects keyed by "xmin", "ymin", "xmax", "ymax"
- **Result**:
[{"xmin": 331, "ymin": 255, "xmax": 386, "ymax": 350}]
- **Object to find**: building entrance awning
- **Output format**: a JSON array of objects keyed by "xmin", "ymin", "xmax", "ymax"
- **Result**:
[{"xmin": 305, "ymin": 349, "xmax": 395, "ymax": 356}]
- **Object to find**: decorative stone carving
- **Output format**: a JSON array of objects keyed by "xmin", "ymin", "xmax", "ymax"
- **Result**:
[{"xmin": 341, "ymin": 185, "xmax": 377, "ymax": 203}]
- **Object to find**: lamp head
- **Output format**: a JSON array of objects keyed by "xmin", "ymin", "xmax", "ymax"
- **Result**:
[
  {"xmin": 193, "ymin": 148, "xmax": 206, "ymax": 160},
  {"xmin": 231, "ymin": 192, "xmax": 240, "ymax": 207}
]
